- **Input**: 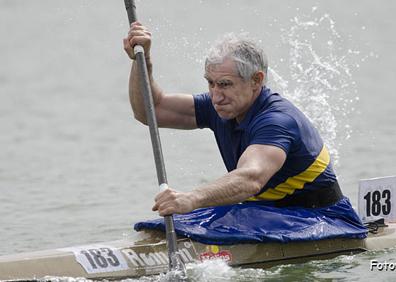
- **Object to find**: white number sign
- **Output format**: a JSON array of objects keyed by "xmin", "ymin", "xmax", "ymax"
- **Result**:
[
  {"xmin": 60, "ymin": 244, "xmax": 129, "ymax": 274},
  {"xmin": 358, "ymin": 176, "xmax": 396, "ymax": 223}
]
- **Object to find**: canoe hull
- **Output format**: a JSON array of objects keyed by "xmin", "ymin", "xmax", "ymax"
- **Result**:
[{"xmin": 2, "ymin": 224, "xmax": 394, "ymax": 281}]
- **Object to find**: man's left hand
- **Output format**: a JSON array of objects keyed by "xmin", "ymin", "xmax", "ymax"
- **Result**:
[{"xmin": 152, "ymin": 188, "xmax": 197, "ymax": 216}]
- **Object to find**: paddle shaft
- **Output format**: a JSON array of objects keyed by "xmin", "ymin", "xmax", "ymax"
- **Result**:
[{"xmin": 123, "ymin": 0, "xmax": 180, "ymax": 270}]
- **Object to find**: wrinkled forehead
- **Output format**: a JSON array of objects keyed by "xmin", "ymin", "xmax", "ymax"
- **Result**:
[{"xmin": 205, "ymin": 58, "xmax": 239, "ymax": 79}]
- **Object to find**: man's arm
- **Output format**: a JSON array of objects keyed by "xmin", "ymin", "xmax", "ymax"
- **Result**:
[
  {"xmin": 124, "ymin": 22, "xmax": 196, "ymax": 129},
  {"xmin": 152, "ymin": 144, "xmax": 287, "ymax": 216}
]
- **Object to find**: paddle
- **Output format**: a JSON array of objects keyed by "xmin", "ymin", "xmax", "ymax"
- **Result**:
[{"xmin": 123, "ymin": 0, "xmax": 186, "ymax": 277}]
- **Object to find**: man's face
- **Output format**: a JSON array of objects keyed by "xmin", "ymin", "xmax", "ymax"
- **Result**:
[{"xmin": 204, "ymin": 58, "xmax": 258, "ymax": 123}]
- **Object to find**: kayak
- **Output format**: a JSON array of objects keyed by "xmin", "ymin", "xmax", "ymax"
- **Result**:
[
  {"xmin": 0, "ymin": 220, "xmax": 394, "ymax": 281},
  {"xmin": 1, "ymin": 176, "xmax": 394, "ymax": 280}
]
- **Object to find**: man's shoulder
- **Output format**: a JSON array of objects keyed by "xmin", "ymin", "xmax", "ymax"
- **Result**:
[
  {"xmin": 254, "ymin": 92, "xmax": 316, "ymax": 132},
  {"xmin": 193, "ymin": 92, "xmax": 217, "ymax": 129},
  {"xmin": 250, "ymin": 109, "xmax": 298, "ymax": 130},
  {"xmin": 193, "ymin": 92, "xmax": 210, "ymax": 102}
]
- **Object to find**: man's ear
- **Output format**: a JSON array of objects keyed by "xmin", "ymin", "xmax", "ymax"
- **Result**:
[{"xmin": 251, "ymin": 71, "xmax": 265, "ymax": 88}]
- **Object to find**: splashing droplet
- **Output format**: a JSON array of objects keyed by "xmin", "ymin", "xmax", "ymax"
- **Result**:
[{"xmin": 269, "ymin": 12, "xmax": 361, "ymax": 167}]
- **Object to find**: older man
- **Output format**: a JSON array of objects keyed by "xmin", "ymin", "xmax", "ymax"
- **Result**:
[{"xmin": 123, "ymin": 22, "xmax": 349, "ymax": 218}]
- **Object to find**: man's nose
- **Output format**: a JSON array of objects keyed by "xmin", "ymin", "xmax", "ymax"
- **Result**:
[{"xmin": 211, "ymin": 86, "xmax": 224, "ymax": 104}]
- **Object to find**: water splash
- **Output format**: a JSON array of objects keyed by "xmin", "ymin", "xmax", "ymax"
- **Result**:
[
  {"xmin": 269, "ymin": 12, "xmax": 361, "ymax": 168},
  {"xmin": 120, "ymin": 259, "xmax": 235, "ymax": 282},
  {"xmin": 186, "ymin": 259, "xmax": 235, "ymax": 282},
  {"xmin": 156, "ymin": 259, "xmax": 235, "ymax": 282},
  {"xmin": 158, "ymin": 251, "xmax": 188, "ymax": 281}
]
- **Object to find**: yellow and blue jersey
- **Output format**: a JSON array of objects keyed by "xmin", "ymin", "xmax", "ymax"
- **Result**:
[{"xmin": 194, "ymin": 87, "xmax": 337, "ymax": 202}]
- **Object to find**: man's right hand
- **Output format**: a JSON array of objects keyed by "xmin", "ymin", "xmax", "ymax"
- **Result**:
[
  {"xmin": 124, "ymin": 21, "xmax": 197, "ymax": 129},
  {"xmin": 123, "ymin": 22, "xmax": 152, "ymax": 60}
]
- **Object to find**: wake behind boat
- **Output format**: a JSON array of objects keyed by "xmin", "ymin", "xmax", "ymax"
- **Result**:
[{"xmin": 0, "ymin": 220, "xmax": 395, "ymax": 281}]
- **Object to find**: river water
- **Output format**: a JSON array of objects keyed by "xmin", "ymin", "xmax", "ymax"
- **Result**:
[{"xmin": 1, "ymin": 0, "xmax": 396, "ymax": 281}]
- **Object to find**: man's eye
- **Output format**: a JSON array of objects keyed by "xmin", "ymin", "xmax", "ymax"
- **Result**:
[
  {"xmin": 218, "ymin": 81, "xmax": 232, "ymax": 88},
  {"xmin": 207, "ymin": 80, "xmax": 215, "ymax": 87}
]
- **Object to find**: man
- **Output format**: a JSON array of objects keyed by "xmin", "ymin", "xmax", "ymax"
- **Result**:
[{"xmin": 123, "ymin": 22, "xmax": 350, "ymax": 219}]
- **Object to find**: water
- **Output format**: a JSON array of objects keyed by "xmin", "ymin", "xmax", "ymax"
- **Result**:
[{"xmin": 1, "ymin": 0, "xmax": 396, "ymax": 281}]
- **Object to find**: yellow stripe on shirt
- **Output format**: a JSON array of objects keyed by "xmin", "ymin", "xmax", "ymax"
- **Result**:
[{"xmin": 247, "ymin": 145, "xmax": 331, "ymax": 201}]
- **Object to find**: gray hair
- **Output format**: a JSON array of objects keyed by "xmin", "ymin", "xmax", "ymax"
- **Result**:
[{"xmin": 205, "ymin": 33, "xmax": 268, "ymax": 84}]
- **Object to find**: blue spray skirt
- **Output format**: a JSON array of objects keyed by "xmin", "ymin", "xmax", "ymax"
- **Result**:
[{"xmin": 134, "ymin": 197, "xmax": 367, "ymax": 245}]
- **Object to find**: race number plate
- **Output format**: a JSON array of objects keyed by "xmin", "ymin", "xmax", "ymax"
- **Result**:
[
  {"xmin": 60, "ymin": 244, "xmax": 129, "ymax": 274},
  {"xmin": 358, "ymin": 176, "xmax": 396, "ymax": 223}
]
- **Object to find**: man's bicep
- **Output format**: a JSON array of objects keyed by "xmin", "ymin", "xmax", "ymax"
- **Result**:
[
  {"xmin": 237, "ymin": 144, "xmax": 286, "ymax": 186},
  {"xmin": 156, "ymin": 93, "xmax": 197, "ymax": 129}
]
